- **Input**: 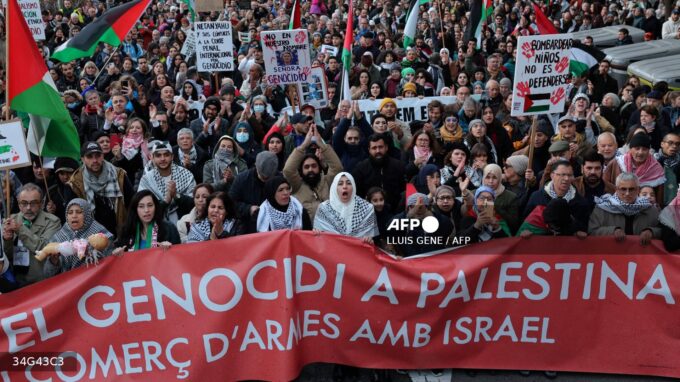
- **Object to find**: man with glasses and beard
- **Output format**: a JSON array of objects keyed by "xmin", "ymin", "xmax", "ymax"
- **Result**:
[
  {"xmin": 283, "ymin": 125, "xmax": 343, "ymax": 221},
  {"xmin": 2, "ymin": 184, "xmax": 61, "ymax": 288},
  {"xmin": 352, "ymin": 134, "xmax": 406, "ymax": 213},
  {"xmin": 654, "ymin": 132, "xmax": 680, "ymax": 206}
]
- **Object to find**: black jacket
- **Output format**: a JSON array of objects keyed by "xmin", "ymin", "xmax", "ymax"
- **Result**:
[
  {"xmin": 173, "ymin": 145, "xmax": 209, "ymax": 184},
  {"xmin": 228, "ymin": 168, "xmax": 272, "ymax": 232},
  {"xmin": 523, "ymin": 189, "xmax": 591, "ymax": 233},
  {"xmin": 352, "ymin": 157, "xmax": 406, "ymax": 213}
]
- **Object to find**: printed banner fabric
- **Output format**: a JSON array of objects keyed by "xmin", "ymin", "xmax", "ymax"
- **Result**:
[{"xmin": 0, "ymin": 232, "xmax": 679, "ymax": 381}]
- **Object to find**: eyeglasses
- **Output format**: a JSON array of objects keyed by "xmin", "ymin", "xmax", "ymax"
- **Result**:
[
  {"xmin": 446, "ymin": 117, "xmax": 458, "ymax": 122},
  {"xmin": 437, "ymin": 195, "xmax": 453, "ymax": 201},
  {"xmin": 663, "ymin": 140, "xmax": 680, "ymax": 146},
  {"xmin": 19, "ymin": 201, "xmax": 41, "ymax": 208}
]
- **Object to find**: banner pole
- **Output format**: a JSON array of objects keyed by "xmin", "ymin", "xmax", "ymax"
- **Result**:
[
  {"xmin": 90, "ymin": 45, "xmax": 121, "ymax": 87},
  {"xmin": 5, "ymin": 170, "xmax": 10, "ymax": 219},
  {"xmin": 5, "ymin": 2, "xmax": 9, "ymax": 122}
]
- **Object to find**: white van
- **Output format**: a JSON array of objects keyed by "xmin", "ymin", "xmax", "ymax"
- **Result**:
[
  {"xmin": 604, "ymin": 39, "xmax": 680, "ymax": 88},
  {"xmin": 571, "ymin": 26, "xmax": 645, "ymax": 48},
  {"xmin": 627, "ymin": 54, "xmax": 680, "ymax": 91}
]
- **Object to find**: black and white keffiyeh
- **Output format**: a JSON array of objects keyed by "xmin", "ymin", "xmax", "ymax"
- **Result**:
[
  {"xmin": 595, "ymin": 193, "xmax": 652, "ymax": 216},
  {"xmin": 257, "ymin": 196, "xmax": 304, "ymax": 232},
  {"xmin": 545, "ymin": 181, "xmax": 576, "ymax": 202},
  {"xmin": 178, "ymin": 146, "xmax": 198, "ymax": 166},
  {"xmin": 83, "ymin": 161, "xmax": 123, "ymax": 212},
  {"xmin": 186, "ymin": 218, "xmax": 236, "ymax": 242},
  {"xmin": 654, "ymin": 151, "xmax": 680, "ymax": 170},
  {"xmin": 138, "ymin": 164, "xmax": 196, "ymax": 213},
  {"xmin": 313, "ymin": 172, "xmax": 379, "ymax": 238}
]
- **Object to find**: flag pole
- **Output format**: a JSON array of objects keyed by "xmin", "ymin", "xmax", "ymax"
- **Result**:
[
  {"xmin": 89, "ymin": 45, "xmax": 122, "ymax": 88},
  {"xmin": 439, "ymin": 1, "xmax": 446, "ymax": 49},
  {"xmin": 526, "ymin": 115, "xmax": 538, "ymax": 178},
  {"xmin": 4, "ymin": 3, "xmax": 9, "ymax": 218}
]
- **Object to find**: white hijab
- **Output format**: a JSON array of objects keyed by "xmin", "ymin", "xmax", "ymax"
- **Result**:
[{"xmin": 329, "ymin": 172, "xmax": 357, "ymax": 231}]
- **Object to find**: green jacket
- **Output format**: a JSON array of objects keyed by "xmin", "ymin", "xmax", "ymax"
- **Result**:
[{"xmin": 3, "ymin": 211, "xmax": 61, "ymax": 286}]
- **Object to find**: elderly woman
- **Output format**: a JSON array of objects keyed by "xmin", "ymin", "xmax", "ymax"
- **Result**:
[
  {"xmin": 178, "ymin": 183, "xmax": 214, "ymax": 243},
  {"xmin": 114, "ymin": 190, "xmax": 180, "ymax": 253},
  {"xmin": 187, "ymin": 192, "xmax": 246, "ymax": 242},
  {"xmin": 43, "ymin": 199, "xmax": 114, "ymax": 277},
  {"xmin": 257, "ymin": 176, "xmax": 311, "ymax": 232},
  {"xmin": 203, "ymin": 135, "xmax": 248, "ymax": 192},
  {"xmin": 313, "ymin": 172, "xmax": 379, "ymax": 243}
]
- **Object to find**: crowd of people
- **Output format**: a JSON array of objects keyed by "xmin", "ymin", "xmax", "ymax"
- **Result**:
[{"xmin": 0, "ymin": 0, "xmax": 679, "ymax": 294}]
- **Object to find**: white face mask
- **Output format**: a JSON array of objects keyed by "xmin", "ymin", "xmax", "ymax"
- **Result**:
[
  {"xmin": 253, "ymin": 104, "xmax": 265, "ymax": 113},
  {"xmin": 236, "ymin": 132, "xmax": 249, "ymax": 143}
]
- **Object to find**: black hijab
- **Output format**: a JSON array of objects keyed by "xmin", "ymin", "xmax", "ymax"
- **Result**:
[{"xmin": 264, "ymin": 176, "xmax": 290, "ymax": 212}]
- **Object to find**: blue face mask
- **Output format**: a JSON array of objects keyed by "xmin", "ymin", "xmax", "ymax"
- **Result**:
[
  {"xmin": 253, "ymin": 105, "xmax": 265, "ymax": 113},
  {"xmin": 67, "ymin": 102, "xmax": 79, "ymax": 109},
  {"xmin": 236, "ymin": 132, "xmax": 249, "ymax": 143}
]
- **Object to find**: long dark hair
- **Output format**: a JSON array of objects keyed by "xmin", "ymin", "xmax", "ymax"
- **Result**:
[
  {"xmin": 117, "ymin": 190, "xmax": 167, "ymax": 246},
  {"xmin": 194, "ymin": 183, "xmax": 215, "ymax": 221},
  {"xmin": 206, "ymin": 192, "xmax": 237, "ymax": 221}
]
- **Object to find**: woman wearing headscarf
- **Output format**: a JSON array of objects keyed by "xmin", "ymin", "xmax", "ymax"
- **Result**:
[
  {"xmin": 459, "ymin": 186, "xmax": 512, "ymax": 242},
  {"xmin": 187, "ymin": 192, "xmax": 246, "ymax": 242},
  {"xmin": 265, "ymin": 132, "xmax": 287, "ymax": 172},
  {"xmin": 114, "ymin": 190, "xmax": 180, "ymax": 254},
  {"xmin": 178, "ymin": 183, "xmax": 214, "ymax": 243},
  {"xmin": 481, "ymin": 104, "xmax": 513, "ymax": 164},
  {"xmin": 257, "ymin": 177, "xmax": 311, "ymax": 232},
  {"xmin": 660, "ymin": 190, "xmax": 680, "ymax": 252},
  {"xmin": 313, "ymin": 172, "xmax": 379, "ymax": 243},
  {"xmin": 482, "ymin": 164, "xmax": 519, "ymax": 233},
  {"xmin": 203, "ymin": 135, "xmax": 248, "ymax": 193},
  {"xmin": 232, "ymin": 120, "xmax": 262, "ymax": 167},
  {"xmin": 412, "ymin": 164, "xmax": 441, "ymax": 200},
  {"xmin": 43, "ymin": 199, "xmax": 114, "ymax": 278},
  {"xmin": 432, "ymin": 185, "xmax": 466, "ymax": 238}
]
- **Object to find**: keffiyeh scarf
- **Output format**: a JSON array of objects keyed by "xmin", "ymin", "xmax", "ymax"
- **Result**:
[
  {"xmin": 178, "ymin": 146, "xmax": 198, "ymax": 166},
  {"xmin": 256, "ymin": 197, "xmax": 304, "ymax": 232},
  {"xmin": 545, "ymin": 181, "xmax": 576, "ymax": 202},
  {"xmin": 186, "ymin": 218, "xmax": 236, "ymax": 242},
  {"xmin": 595, "ymin": 193, "xmax": 652, "ymax": 216},
  {"xmin": 654, "ymin": 151, "xmax": 680, "ymax": 170},
  {"xmin": 139, "ymin": 164, "xmax": 196, "ymax": 207},
  {"xmin": 619, "ymin": 153, "xmax": 666, "ymax": 187},
  {"xmin": 83, "ymin": 161, "xmax": 123, "ymax": 212},
  {"xmin": 121, "ymin": 133, "xmax": 150, "ymax": 164}
]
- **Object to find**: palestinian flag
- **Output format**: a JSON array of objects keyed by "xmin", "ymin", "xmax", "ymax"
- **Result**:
[
  {"xmin": 180, "ymin": 0, "xmax": 196, "ymax": 22},
  {"xmin": 532, "ymin": 3, "xmax": 557, "ymax": 34},
  {"xmin": 467, "ymin": 0, "xmax": 493, "ymax": 49},
  {"xmin": 569, "ymin": 40, "xmax": 606, "ymax": 78},
  {"xmin": 8, "ymin": 0, "xmax": 79, "ymax": 159},
  {"xmin": 516, "ymin": 206, "xmax": 550, "ymax": 236},
  {"xmin": 289, "ymin": 0, "xmax": 301, "ymax": 29},
  {"xmin": 51, "ymin": 0, "xmax": 151, "ymax": 63},
  {"xmin": 341, "ymin": 0, "xmax": 354, "ymax": 101},
  {"xmin": 403, "ymin": 0, "xmax": 421, "ymax": 48},
  {"xmin": 523, "ymin": 92, "xmax": 552, "ymax": 113}
]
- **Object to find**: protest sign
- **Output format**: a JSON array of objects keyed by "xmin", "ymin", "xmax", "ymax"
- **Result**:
[
  {"xmin": 320, "ymin": 44, "xmax": 338, "ymax": 56},
  {"xmin": 0, "ymin": 120, "xmax": 31, "ymax": 170},
  {"xmin": 261, "ymin": 29, "xmax": 312, "ymax": 85},
  {"xmin": 196, "ymin": 21, "xmax": 234, "ymax": 72},
  {"xmin": 511, "ymin": 35, "xmax": 573, "ymax": 116},
  {"xmin": 0, "ymin": 232, "xmax": 677, "ymax": 381},
  {"xmin": 238, "ymin": 32, "xmax": 251, "ymax": 43},
  {"xmin": 195, "ymin": 0, "xmax": 223, "ymax": 12},
  {"xmin": 358, "ymin": 96, "xmax": 458, "ymax": 122},
  {"xmin": 297, "ymin": 66, "xmax": 329, "ymax": 109},
  {"xmin": 180, "ymin": 30, "xmax": 197, "ymax": 58},
  {"xmin": 19, "ymin": 0, "xmax": 44, "ymax": 40}
]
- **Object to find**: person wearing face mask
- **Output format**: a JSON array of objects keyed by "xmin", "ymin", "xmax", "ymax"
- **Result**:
[
  {"xmin": 242, "ymin": 96, "xmax": 276, "ymax": 144},
  {"xmin": 231, "ymin": 120, "xmax": 262, "ymax": 167},
  {"xmin": 203, "ymin": 136, "xmax": 248, "ymax": 193}
]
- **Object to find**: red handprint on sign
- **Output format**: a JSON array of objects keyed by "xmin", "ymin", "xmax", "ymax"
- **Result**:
[
  {"xmin": 555, "ymin": 56, "xmax": 569, "ymax": 73},
  {"xmin": 295, "ymin": 31, "xmax": 306, "ymax": 44},
  {"xmin": 521, "ymin": 41, "xmax": 535, "ymax": 59},
  {"xmin": 516, "ymin": 81, "xmax": 531, "ymax": 98},
  {"xmin": 551, "ymin": 87, "xmax": 566, "ymax": 105},
  {"xmin": 263, "ymin": 34, "xmax": 276, "ymax": 49},
  {"xmin": 301, "ymin": 67, "xmax": 312, "ymax": 78}
]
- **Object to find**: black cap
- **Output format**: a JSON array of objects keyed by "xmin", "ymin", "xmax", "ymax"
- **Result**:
[
  {"xmin": 629, "ymin": 133, "xmax": 651, "ymax": 149},
  {"xmin": 291, "ymin": 113, "xmax": 313, "ymax": 124},
  {"xmin": 537, "ymin": 118, "xmax": 554, "ymax": 137},
  {"xmin": 81, "ymin": 141, "xmax": 103, "ymax": 157}
]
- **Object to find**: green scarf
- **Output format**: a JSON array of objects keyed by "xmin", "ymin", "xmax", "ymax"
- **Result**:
[{"xmin": 134, "ymin": 223, "xmax": 154, "ymax": 250}]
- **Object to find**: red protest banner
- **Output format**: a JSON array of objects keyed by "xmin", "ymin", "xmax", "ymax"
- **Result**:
[{"xmin": 0, "ymin": 231, "xmax": 678, "ymax": 381}]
